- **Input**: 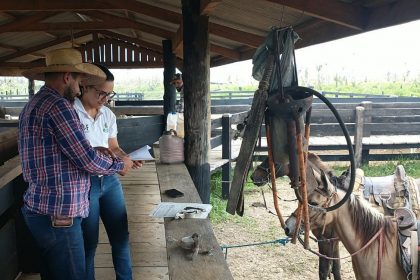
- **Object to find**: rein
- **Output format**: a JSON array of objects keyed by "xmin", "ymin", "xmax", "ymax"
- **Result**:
[{"xmin": 304, "ymin": 225, "xmax": 384, "ymax": 261}]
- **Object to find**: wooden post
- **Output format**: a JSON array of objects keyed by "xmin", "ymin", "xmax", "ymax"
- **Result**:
[
  {"xmin": 182, "ymin": 0, "xmax": 211, "ymax": 203},
  {"xmin": 354, "ymin": 106, "xmax": 365, "ymax": 168},
  {"xmin": 360, "ymin": 101, "xmax": 372, "ymax": 137},
  {"xmin": 222, "ymin": 113, "xmax": 231, "ymax": 199},
  {"xmin": 162, "ymin": 40, "xmax": 177, "ymax": 118},
  {"xmin": 28, "ymin": 79, "xmax": 35, "ymax": 98},
  {"xmin": 360, "ymin": 101, "xmax": 372, "ymax": 165}
]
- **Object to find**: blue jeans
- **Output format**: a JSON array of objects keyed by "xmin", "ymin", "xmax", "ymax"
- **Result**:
[
  {"xmin": 21, "ymin": 206, "xmax": 86, "ymax": 280},
  {"xmin": 82, "ymin": 175, "xmax": 132, "ymax": 280}
]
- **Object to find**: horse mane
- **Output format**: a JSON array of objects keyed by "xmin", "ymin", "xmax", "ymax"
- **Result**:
[{"xmin": 347, "ymin": 193, "xmax": 396, "ymax": 249}]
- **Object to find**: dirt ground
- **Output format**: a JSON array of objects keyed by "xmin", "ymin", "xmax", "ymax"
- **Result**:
[{"xmin": 213, "ymin": 182, "xmax": 357, "ymax": 280}]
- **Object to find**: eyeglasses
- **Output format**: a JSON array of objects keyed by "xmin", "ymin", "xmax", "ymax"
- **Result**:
[{"xmin": 92, "ymin": 87, "xmax": 116, "ymax": 100}]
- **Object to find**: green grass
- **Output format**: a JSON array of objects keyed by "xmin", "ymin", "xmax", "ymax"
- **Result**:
[
  {"xmin": 210, "ymin": 159, "xmax": 420, "ymax": 225},
  {"xmin": 331, "ymin": 158, "xmax": 420, "ymax": 178},
  {"xmin": 209, "ymin": 170, "xmax": 259, "ymax": 225},
  {"xmin": 360, "ymin": 159, "xmax": 420, "ymax": 177}
]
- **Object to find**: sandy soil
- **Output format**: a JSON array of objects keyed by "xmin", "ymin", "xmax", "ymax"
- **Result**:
[{"xmin": 213, "ymin": 182, "xmax": 357, "ymax": 280}]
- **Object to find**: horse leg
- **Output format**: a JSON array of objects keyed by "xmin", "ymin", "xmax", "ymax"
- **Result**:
[{"xmin": 312, "ymin": 225, "xmax": 341, "ymax": 280}]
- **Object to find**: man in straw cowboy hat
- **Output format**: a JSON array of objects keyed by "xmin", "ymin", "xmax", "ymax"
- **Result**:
[{"xmin": 19, "ymin": 48, "xmax": 133, "ymax": 280}]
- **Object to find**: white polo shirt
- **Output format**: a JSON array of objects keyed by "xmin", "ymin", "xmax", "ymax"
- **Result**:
[{"xmin": 74, "ymin": 98, "xmax": 118, "ymax": 148}]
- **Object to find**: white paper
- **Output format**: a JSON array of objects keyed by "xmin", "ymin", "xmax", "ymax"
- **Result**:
[
  {"xmin": 128, "ymin": 145, "xmax": 154, "ymax": 161},
  {"xmin": 150, "ymin": 202, "xmax": 212, "ymax": 219}
]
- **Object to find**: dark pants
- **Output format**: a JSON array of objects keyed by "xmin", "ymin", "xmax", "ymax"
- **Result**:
[{"xmin": 21, "ymin": 207, "xmax": 86, "ymax": 280}]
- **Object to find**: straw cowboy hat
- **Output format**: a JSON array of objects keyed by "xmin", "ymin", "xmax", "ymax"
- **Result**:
[{"xmin": 22, "ymin": 48, "xmax": 106, "ymax": 82}]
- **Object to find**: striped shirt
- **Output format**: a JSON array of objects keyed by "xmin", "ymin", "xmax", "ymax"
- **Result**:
[{"xmin": 18, "ymin": 86, "xmax": 124, "ymax": 218}]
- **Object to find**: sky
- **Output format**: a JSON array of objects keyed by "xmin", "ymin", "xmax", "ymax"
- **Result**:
[{"xmin": 113, "ymin": 19, "xmax": 420, "ymax": 85}]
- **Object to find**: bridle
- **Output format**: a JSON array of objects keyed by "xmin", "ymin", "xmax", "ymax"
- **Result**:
[
  {"xmin": 304, "ymin": 174, "xmax": 385, "ymax": 280},
  {"xmin": 253, "ymin": 161, "xmax": 283, "ymax": 184}
]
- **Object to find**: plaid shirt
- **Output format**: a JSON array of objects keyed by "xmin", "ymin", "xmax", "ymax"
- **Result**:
[{"xmin": 18, "ymin": 86, "xmax": 124, "ymax": 218}]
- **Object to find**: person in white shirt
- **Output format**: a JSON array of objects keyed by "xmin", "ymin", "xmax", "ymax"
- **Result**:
[{"xmin": 75, "ymin": 64, "xmax": 143, "ymax": 280}]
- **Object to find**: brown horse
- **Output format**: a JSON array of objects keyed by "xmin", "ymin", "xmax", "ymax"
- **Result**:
[
  {"xmin": 299, "ymin": 161, "xmax": 406, "ymax": 280},
  {"xmin": 253, "ymin": 154, "xmax": 342, "ymax": 280}
]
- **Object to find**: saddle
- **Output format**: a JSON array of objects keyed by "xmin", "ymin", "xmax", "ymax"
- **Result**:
[
  {"xmin": 350, "ymin": 166, "xmax": 420, "ymax": 279},
  {"xmin": 352, "ymin": 165, "xmax": 420, "ymax": 217}
]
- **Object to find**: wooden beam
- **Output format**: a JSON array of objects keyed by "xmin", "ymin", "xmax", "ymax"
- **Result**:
[
  {"xmin": 183, "ymin": 0, "xmax": 212, "ymax": 204},
  {"xmin": 0, "ymin": 11, "xmax": 56, "ymax": 34},
  {"xmin": 0, "ymin": 67, "xmax": 25, "ymax": 76},
  {"xmin": 0, "ymin": 0, "xmax": 182, "ymax": 23},
  {"xmin": 98, "ymin": 30, "xmax": 162, "ymax": 53},
  {"xmin": 0, "ymin": 60, "xmax": 45, "ymax": 68},
  {"xmin": 210, "ymin": 44, "xmax": 240, "ymax": 60},
  {"xmin": 171, "ymin": 22, "xmax": 183, "ymax": 58},
  {"xmin": 0, "ymin": 12, "xmax": 15, "ymax": 20},
  {"xmin": 200, "ymin": 0, "xmax": 223, "ymax": 16},
  {"xmin": 0, "ymin": 1, "xmax": 110, "ymax": 11},
  {"xmin": 263, "ymin": 0, "xmax": 367, "ymax": 30},
  {"xmin": 0, "ymin": 43, "xmax": 18, "ymax": 51},
  {"xmin": 76, "ymin": 11, "xmax": 173, "ymax": 38},
  {"xmin": 124, "ymin": 10, "xmax": 138, "ymax": 38},
  {"xmin": 43, "ymin": 32, "xmax": 58, "ymax": 39},
  {"xmin": 0, "ymin": 59, "xmax": 164, "ymax": 70},
  {"xmin": 209, "ymin": 23, "xmax": 264, "ymax": 48},
  {"xmin": 0, "ymin": 30, "xmax": 91, "ymax": 62},
  {"xmin": 104, "ymin": 0, "xmax": 181, "ymax": 24},
  {"xmin": 365, "ymin": 0, "xmax": 420, "ymax": 31}
]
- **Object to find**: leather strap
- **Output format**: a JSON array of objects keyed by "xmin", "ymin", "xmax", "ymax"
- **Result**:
[
  {"xmin": 377, "ymin": 229, "xmax": 384, "ymax": 280},
  {"xmin": 417, "ymin": 222, "xmax": 420, "ymax": 279}
]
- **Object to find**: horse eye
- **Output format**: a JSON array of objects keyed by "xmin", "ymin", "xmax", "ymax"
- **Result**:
[{"xmin": 308, "ymin": 201, "xmax": 319, "ymax": 206}]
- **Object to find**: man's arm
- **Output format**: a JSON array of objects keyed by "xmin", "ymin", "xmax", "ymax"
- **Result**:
[
  {"xmin": 109, "ymin": 137, "xmax": 143, "ymax": 169},
  {"xmin": 50, "ymin": 99, "xmax": 131, "ymax": 175}
]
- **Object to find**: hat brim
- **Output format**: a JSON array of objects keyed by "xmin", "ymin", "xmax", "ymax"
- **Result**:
[{"xmin": 22, "ymin": 63, "xmax": 106, "ymax": 82}]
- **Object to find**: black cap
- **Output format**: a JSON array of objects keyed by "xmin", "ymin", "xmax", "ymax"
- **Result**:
[{"xmin": 171, "ymin": 73, "xmax": 182, "ymax": 81}]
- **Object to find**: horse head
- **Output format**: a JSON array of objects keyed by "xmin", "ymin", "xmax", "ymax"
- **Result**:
[
  {"xmin": 250, "ymin": 157, "xmax": 288, "ymax": 186},
  {"xmin": 284, "ymin": 153, "xmax": 336, "ymax": 235},
  {"xmin": 284, "ymin": 165, "xmax": 337, "ymax": 236}
]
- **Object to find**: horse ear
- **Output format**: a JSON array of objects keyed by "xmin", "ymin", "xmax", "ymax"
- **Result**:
[{"xmin": 320, "ymin": 170, "xmax": 332, "ymax": 195}]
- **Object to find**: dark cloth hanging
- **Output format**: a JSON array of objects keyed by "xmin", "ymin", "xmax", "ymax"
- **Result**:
[{"xmin": 252, "ymin": 27, "xmax": 300, "ymax": 93}]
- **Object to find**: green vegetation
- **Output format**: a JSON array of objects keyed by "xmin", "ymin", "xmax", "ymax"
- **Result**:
[
  {"xmin": 314, "ymin": 81, "xmax": 420, "ymax": 97},
  {"xmin": 210, "ymin": 170, "xmax": 259, "ymax": 225},
  {"xmin": 2, "ymin": 74, "xmax": 420, "ymax": 98}
]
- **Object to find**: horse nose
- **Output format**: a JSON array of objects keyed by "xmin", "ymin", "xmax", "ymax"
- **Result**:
[
  {"xmin": 250, "ymin": 172, "xmax": 266, "ymax": 186},
  {"xmin": 284, "ymin": 227, "xmax": 291, "ymax": 236}
]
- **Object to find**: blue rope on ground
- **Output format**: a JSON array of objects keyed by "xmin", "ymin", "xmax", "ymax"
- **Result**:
[{"xmin": 220, "ymin": 237, "xmax": 290, "ymax": 260}]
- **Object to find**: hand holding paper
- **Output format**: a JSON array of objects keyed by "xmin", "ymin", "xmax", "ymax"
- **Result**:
[{"xmin": 128, "ymin": 145, "xmax": 154, "ymax": 161}]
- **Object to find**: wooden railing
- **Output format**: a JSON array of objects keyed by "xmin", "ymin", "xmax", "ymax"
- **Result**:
[{"xmin": 254, "ymin": 100, "xmax": 420, "ymax": 166}]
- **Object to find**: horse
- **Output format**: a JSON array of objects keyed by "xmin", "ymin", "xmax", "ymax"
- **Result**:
[
  {"xmin": 252, "ymin": 154, "xmax": 342, "ymax": 280},
  {"xmin": 290, "ymin": 157, "xmax": 407, "ymax": 280}
]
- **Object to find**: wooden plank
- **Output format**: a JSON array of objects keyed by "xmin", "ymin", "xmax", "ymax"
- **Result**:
[
  {"xmin": 124, "ymin": 194, "xmax": 161, "ymax": 204},
  {"xmin": 366, "ymin": 123, "xmax": 420, "ymax": 135},
  {"xmin": 99, "ymin": 222, "xmax": 166, "ymax": 245},
  {"xmin": 126, "ymin": 203, "xmax": 156, "ymax": 214},
  {"xmin": 156, "ymin": 162, "xmax": 233, "ymax": 280},
  {"xmin": 0, "ymin": 181, "xmax": 15, "ymax": 216},
  {"xmin": 0, "ymin": 220, "xmax": 18, "ymax": 280},
  {"xmin": 0, "ymin": 156, "xmax": 21, "ymax": 189},
  {"xmin": 127, "ymin": 213, "xmax": 163, "ymax": 224},
  {"xmin": 95, "ymin": 242, "xmax": 167, "ymax": 267},
  {"xmin": 94, "ymin": 267, "xmax": 169, "ymax": 280},
  {"xmin": 122, "ymin": 185, "xmax": 160, "ymax": 195}
]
